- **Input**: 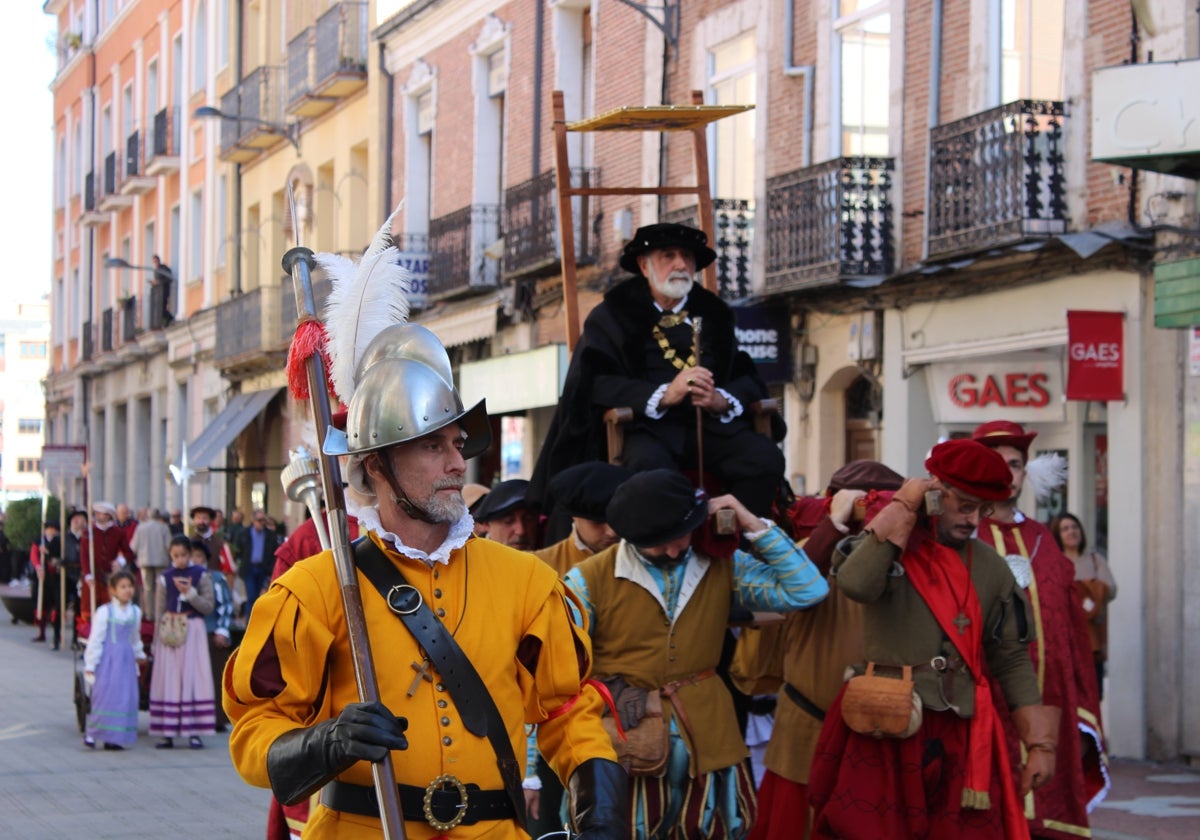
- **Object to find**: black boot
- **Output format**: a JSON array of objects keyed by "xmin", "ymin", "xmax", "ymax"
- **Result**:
[{"xmin": 567, "ymin": 758, "xmax": 628, "ymax": 839}]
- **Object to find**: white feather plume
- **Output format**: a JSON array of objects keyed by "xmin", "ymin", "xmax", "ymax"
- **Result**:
[
  {"xmin": 1024, "ymin": 452, "xmax": 1069, "ymax": 502},
  {"xmin": 320, "ymin": 203, "xmax": 410, "ymax": 404}
]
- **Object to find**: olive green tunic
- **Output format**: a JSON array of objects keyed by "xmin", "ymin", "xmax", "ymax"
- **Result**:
[{"xmin": 833, "ymin": 533, "xmax": 1040, "ymax": 715}]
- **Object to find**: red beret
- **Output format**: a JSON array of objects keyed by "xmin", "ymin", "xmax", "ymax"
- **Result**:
[
  {"xmin": 925, "ymin": 439, "xmax": 1012, "ymax": 501},
  {"xmin": 972, "ymin": 419, "xmax": 1037, "ymax": 458}
]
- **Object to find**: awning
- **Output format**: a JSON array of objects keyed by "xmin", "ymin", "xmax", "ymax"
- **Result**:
[
  {"xmin": 414, "ymin": 294, "xmax": 500, "ymax": 348},
  {"xmin": 187, "ymin": 387, "xmax": 283, "ymax": 469}
]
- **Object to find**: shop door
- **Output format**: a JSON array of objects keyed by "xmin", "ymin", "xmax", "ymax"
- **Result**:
[
  {"xmin": 846, "ymin": 421, "xmax": 878, "ymax": 462},
  {"xmin": 845, "ymin": 376, "xmax": 881, "ymax": 462}
]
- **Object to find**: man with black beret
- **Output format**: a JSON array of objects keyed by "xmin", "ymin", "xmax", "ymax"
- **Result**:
[
  {"xmin": 534, "ymin": 462, "xmax": 632, "ymax": 577},
  {"xmin": 530, "ymin": 222, "xmax": 785, "ymax": 518},
  {"xmin": 565, "ymin": 468, "xmax": 828, "ymax": 837},
  {"xmin": 189, "ymin": 505, "xmax": 226, "ymax": 574},
  {"xmin": 473, "ymin": 478, "xmax": 540, "ymax": 550},
  {"xmin": 808, "ymin": 439, "xmax": 1057, "ymax": 838}
]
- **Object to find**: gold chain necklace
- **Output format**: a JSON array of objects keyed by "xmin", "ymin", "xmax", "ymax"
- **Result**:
[{"xmin": 652, "ymin": 321, "xmax": 696, "ymax": 371}]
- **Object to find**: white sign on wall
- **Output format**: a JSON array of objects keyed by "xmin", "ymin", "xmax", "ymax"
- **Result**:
[{"xmin": 925, "ymin": 352, "xmax": 1065, "ymax": 424}]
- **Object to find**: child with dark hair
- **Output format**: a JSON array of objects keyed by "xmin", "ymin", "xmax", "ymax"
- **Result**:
[
  {"xmin": 83, "ymin": 568, "xmax": 146, "ymax": 749},
  {"xmin": 148, "ymin": 536, "xmax": 216, "ymax": 749}
]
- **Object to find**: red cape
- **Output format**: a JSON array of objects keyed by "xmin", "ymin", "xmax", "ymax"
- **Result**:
[{"xmin": 977, "ymin": 516, "xmax": 1110, "ymax": 837}]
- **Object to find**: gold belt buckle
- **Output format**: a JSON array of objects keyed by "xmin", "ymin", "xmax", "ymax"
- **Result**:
[{"xmin": 423, "ymin": 773, "xmax": 469, "ymax": 832}]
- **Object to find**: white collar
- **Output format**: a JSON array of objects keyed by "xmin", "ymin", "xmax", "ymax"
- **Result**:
[
  {"xmin": 652, "ymin": 297, "xmax": 687, "ymax": 315},
  {"xmin": 355, "ymin": 505, "xmax": 475, "ymax": 566},
  {"xmin": 571, "ymin": 525, "xmax": 595, "ymax": 556}
]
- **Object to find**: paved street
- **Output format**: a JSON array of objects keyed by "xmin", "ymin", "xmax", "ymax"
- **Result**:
[
  {"xmin": 2, "ymin": 601, "xmax": 1199, "ymax": 839},
  {"xmin": 0, "ymin": 608, "xmax": 270, "ymax": 839}
]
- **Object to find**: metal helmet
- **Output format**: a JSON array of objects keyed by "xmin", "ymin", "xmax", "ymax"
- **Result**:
[
  {"xmin": 323, "ymin": 323, "xmax": 491, "ymax": 464},
  {"xmin": 354, "ymin": 324, "xmax": 455, "ymax": 388}
]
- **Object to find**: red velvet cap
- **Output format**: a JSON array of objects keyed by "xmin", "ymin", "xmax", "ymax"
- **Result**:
[
  {"xmin": 924, "ymin": 439, "xmax": 1012, "ymax": 502},
  {"xmin": 971, "ymin": 419, "xmax": 1037, "ymax": 459}
]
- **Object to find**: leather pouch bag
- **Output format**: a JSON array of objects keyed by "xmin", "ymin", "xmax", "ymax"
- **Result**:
[
  {"xmin": 158, "ymin": 612, "xmax": 189, "ymax": 648},
  {"xmin": 841, "ymin": 663, "xmax": 923, "ymax": 739},
  {"xmin": 601, "ymin": 690, "xmax": 669, "ymax": 777}
]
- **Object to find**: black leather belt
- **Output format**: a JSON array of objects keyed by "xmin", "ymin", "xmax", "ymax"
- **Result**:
[
  {"xmin": 783, "ymin": 682, "xmax": 825, "ymax": 722},
  {"xmin": 321, "ymin": 779, "xmax": 516, "ymax": 828}
]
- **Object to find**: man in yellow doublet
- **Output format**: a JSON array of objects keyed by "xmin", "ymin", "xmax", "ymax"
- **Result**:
[{"xmin": 224, "ymin": 323, "xmax": 624, "ymax": 839}]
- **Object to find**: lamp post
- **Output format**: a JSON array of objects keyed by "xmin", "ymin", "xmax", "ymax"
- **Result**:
[
  {"xmin": 193, "ymin": 105, "xmax": 302, "ymax": 155},
  {"xmin": 104, "ymin": 256, "xmax": 173, "ymax": 330}
]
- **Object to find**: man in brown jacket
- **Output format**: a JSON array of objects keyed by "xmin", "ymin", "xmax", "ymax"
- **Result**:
[
  {"xmin": 565, "ymin": 468, "xmax": 829, "ymax": 839},
  {"xmin": 534, "ymin": 462, "xmax": 631, "ymax": 578}
]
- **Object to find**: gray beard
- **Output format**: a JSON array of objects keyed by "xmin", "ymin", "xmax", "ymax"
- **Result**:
[{"xmin": 421, "ymin": 480, "xmax": 467, "ymax": 523}]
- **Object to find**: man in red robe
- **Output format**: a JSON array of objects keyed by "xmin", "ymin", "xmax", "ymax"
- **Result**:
[
  {"xmin": 79, "ymin": 501, "xmax": 136, "ymax": 615},
  {"xmin": 809, "ymin": 440, "xmax": 1058, "ymax": 839},
  {"xmin": 972, "ymin": 420, "xmax": 1109, "ymax": 838}
]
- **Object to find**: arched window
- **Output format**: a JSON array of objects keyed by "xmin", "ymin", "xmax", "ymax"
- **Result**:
[{"xmin": 192, "ymin": 1, "xmax": 207, "ymax": 93}]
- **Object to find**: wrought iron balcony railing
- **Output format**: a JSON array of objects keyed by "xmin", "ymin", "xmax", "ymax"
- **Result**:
[
  {"xmin": 662, "ymin": 199, "xmax": 755, "ymax": 300},
  {"xmin": 100, "ymin": 307, "xmax": 114, "ymax": 353},
  {"xmin": 428, "ymin": 205, "xmax": 502, "ymax": 300},
  {"xmin": 148, "ymin": 283, "xmax": 169, "ymax": 331},
  {"xmin": 125, "ymin": 131, "xmax": 142, "ymax": 177},
  {"xmin": 927, "ymin": 99, "xmax": 1067, "ymax": 259},
  {"xmin": 103, "ymin": 152, "xmax": 118, "ymax": 195},
  {"xmin": 315, "ymin": 2, "xmax": 368, "ymax": 83},
  {"xmin": 764, "ymin": 157, "xmax": 895, "ymax": 293},
  {"xmin": 214, "ymin": 289, "xmax": 265, "ymax": 365},
  {"xmin": 120, "ymin": 296, "xmax": 139, "ymax": 342},
  {"xmin": 286, "ymin": 28, "xmax": 312, "ymax": 107},
  {"xmin": 81, "ymin": 320, "xmax": 94, "ymax": 361},
  {"xmin": 151, "ymin": 107, "xmax": 181, "ymax": 158},
  {"xmin": 504, "ymin": 168, "xmax": 599, "ymax": 278}
]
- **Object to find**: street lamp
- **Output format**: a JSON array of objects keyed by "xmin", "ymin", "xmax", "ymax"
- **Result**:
[
  {"xmin": 193, "ymin": 105, "xmax": 301, "ymax": 155},
  {"xmin": 103, "ymin": 257, "xmax": 154, "ymax": 272}
]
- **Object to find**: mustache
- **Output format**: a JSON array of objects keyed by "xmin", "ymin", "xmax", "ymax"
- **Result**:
[{"xmin": 433, "ymin": 478, "xmax": 465, "ymax": 491}]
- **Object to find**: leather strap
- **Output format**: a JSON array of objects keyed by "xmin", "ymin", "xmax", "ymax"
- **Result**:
[
  {"xmin": 353, "ymin": 537, "xmax": 526, "ymax": 825},
  {"xmin": 659, "ymin": 668, "xmax": 717, "ymax": 742},
  {"xmin": 783, "ymin": 682, "xmax": 826, "ymax": 722},
  {"xmin": 321, "ymin": 779, "xmax": 515, "ymax": 826}
]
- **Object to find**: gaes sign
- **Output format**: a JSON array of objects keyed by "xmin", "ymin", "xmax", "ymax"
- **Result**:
[
  {"xmin": 926, "ymin": 353, "xmax": 1065, "ymax": 424},
  {"xmin": 1066, "ymin": 310, "xmax": 1124, "ymax": 401}
]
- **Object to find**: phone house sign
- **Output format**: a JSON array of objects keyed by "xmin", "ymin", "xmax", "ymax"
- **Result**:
[{"xmin": 925, "ymin": 354, "xmax": 1065, "ymax": 424}]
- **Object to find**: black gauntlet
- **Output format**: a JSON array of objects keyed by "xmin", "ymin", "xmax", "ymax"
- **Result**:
[{"xmin": 568, "ymin": 757, "xmax": 628, "ymax": 840}]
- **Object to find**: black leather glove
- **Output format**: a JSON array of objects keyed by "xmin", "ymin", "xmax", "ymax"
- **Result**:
[
  {"xmin": 600, "ymin": 676, "xmax": 648, "ymax": 730},
  {"xmin": 569, "ymin": 757, "xmax": 628, "ymax": 839},
  {"xmin": 266, "ymin": 701, "xmax": 408, "ymax": 805}
]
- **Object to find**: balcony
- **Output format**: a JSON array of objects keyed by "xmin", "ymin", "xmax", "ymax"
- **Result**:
[
  {"xmin": 428, "ymin": 205, "xmax": 502, "ymax": 301},
  {"xmin": 100, "ymin": 307, "xmax": 114, "ymax": 353},
  {"xmin": 764, "ymin": 157, "xmax": 895, "ymax": 293},
  {"xmin": 662, "ymin": 198, "xmax": 755, "ymax": 301},
  {"xmin": 145, "ymin": 107, "xmax": 181, "ymax": 176},
  {"xmin": 503, "ymin": 168, "xmax": 599, "ymax": 280},
  {"xmin": 927, "ymin": 100, "xmax": 1067, "ymax": 260},
  {"xmin": 81, "ymin": 320, "xmax": 94, "ymax": 361},
  {"xmin": 216, "ymin": 66, "xmax": 290, "ymax": 163},
  {"xmin": 214, "ymin": 288, "xmax": 284, "ymax": 376},
  {"xmin": 287, "ymin": 2, "xmax": 368, "ymax": 118},
  {"xmin": 99, "ymin": 152, "xmax": 133, "ymax": 211},
  {"xmin": 120, "ymin": 130, "xmax": 156, "ymax": 195},
  {"xmin": 115, "ymin": 296, "xmax": 146, "ymax": 361},
  {"xmin": 81, "ymin": 172, "xmax": 108, "ymax": 227}
]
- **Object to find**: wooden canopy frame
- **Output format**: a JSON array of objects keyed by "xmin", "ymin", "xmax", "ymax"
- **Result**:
[{"xmin": 552, "ymin": 90, "xmax": 754, "ymax": 351}]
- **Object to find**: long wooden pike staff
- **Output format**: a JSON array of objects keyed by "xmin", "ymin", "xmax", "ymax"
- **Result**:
[
  {"xmin": 692, "ymin": 316, "xmax": 705, "ymax": 491},
  {"xmin": 281, "ymin": 184, "xmax": 406, "ymax": 840},
  {"xmin": 59, "ymin": 476, "xmax": 67, "ymax": 647}
]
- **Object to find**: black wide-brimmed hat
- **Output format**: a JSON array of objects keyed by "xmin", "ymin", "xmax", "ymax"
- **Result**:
[
  {"xmin": 618, "ymin": 222, "xmax": 718, "ymax": 276},
  {"xmin": 606, "ymin": 469, "xmax": 707, "ymax": 548},
  {"xmin": 547, "ymin": 462, "xmax": 633, "ymax": 521},
  {"xmin": 189, "ymin": 505, "xmax": 217, "ymax": 520},
  {"xmin": 472, "ymin": 479, "xmax": 532, "ymax": 523}
]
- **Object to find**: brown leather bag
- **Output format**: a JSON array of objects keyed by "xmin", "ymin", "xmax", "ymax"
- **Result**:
[
  {"xmin": 840, "ymin": 663, "xmax": 923, "ymax": 739},
  {"xmin": 601, "ymin": 690, "xmax": 669, "ymax": 777}
]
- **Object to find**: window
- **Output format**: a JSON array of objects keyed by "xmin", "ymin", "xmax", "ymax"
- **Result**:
[
  {"xmin": 172, "ymin": 34, "xmax": 183, "ymax": 106},
  {"xmin": 101, "ymin": 105, "xmax": 113, "ymax": 163},
  {"xmin": 20, "ymin": 341, "xmax": 47, "ymax": 359},
  {"xmin": 74, "ymin": 122, "xmax": 83, "ymax": 196},
  {"xmin": 836, "ymin": 0, "xmax": 891, "ymax": 156},
  {"xmin": 0, "ymin": 332, "xmax": 6, "ymax": 357},
  {"xmin": 147, "ymin": 59, "xmax": 159, "ymax": 125},
  {"xmin": 216, "ymin": 0, "xmax": 229, "ymax": 68},
  {"xmin": 193, "ymin": 2, "xmax": 208, "ymax": 93},
  {"xmin": 405, "ymin": 83, "xmax": 435, "ymax": 234},
  {"xmin": 122, "ymin": 82, "xmax": 134, "ymax": 139},
  {"xmin": 56, "ymin": 136, "xmax": 67, "ymax": 208},
  {"xmin": 999, "ymin": 0, "xmax": 1064, "ymax": 102},
  {"xmin": 18, "ymin": 418, "xmax": 43, "ymax": 434},
  {"xmin": 216, "ymin": 175, "xmax": 228, "ymax": 267},
  {"xmin": 190, "ymin": 190, "xmax": 204, "ymax": 279},
  {"xmin": 17, "ymin": 458, "xmax": 42, "ymax": 474},
  {"xmin": 708, "ymin": 33, "xmax": 756, "ymax": 200}
]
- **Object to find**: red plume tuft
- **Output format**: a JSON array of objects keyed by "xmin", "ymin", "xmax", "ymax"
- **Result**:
[{"xmin": 287, "ymin": 319, "xmax": 333, "ymax": 400}]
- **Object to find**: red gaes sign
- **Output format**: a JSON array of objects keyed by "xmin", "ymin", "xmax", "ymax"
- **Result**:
[{"xmin": 1066, "ymin": 310, "xmax": 1124, "ymax": 401}]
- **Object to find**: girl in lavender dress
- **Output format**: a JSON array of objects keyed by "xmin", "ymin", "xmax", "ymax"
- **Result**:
[
  {"xmin": 149, "ymin": 536, "xmax": 216, "ymax": 749},
  {"xmin": 83, "ymin": 569, "xmax": 146, "ymax": 749}
]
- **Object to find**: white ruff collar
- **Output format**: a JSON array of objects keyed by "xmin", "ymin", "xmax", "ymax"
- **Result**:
[{"xmin": 356, "ymin": 506, "xmax": 475, "ymax": 566}]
